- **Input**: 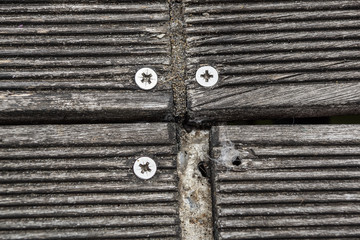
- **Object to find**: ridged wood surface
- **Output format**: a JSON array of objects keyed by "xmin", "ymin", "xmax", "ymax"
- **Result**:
[
  {"xmin": 185, "ymin": 0, "xmax": 360, "ymax": 122},
  {"xmin": 0, "ymin": 1, "xmax": 172, "ymax": 123},
  {"xmin": 0, "ymin": 123, "xmax": 180, "ymax": 240},
  {"xmin": 211, "ymin": 125, "xmax": 360, "ymax": 240}
]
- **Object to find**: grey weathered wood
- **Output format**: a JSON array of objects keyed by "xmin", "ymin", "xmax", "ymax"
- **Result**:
[
  {"xmin": 0, "ymin": 4, "xmax": 168, "ymax": 13},
  {"xmin": 0, "ymin": 156, "xmax": 176, "ymax": 170},
  {"xmin": 0, "ymin": 123, "xmax": 180, "ymax": 239},
  {"xmin": 0, "ymin": 91, "xmax": 173, "ymax": 123},
  {"xmin": 188, "ymin": 82, "xmax": 360, "ymax": 122},
  {"xmin": 219, "ymin": 215, "xmax": 360, "ymax": 228},
  {"xmin": 0, "ymin": 215, "xmax": 178, "ymax": 230},
  {"xmin": 0, "ymin": 169, "xmax": 176, "ymax": 183},
  {"xmin": 0, "ymin": 182, "xmax": 177, "ymax": 194},
  {"xmin": 0, "ymin": 192, "xmax": 177, "ymax": 206},
  {"xmin": 0, "ymin": 123, "xmax": 175, "ymax": 147},
  {"xmin": 0, "ymin": 227, "xmax": 179, "ymax": 240},
  {"xmin": 185, "ymin": 0, "xmax": 360, "ymax": 122},
  {"xmin": 219, "ymin": 228, "xmax": 360, "ymax": 240},
  {"xmin": 0, "ymin": 203, "xmax": 177, "ymax": 218},
  {"xmin": 0, "ymin": 1, "xmax": 172, "ymax": 123},
  {"xmin": 184, "ymin": 1, "xmax": 360, "ymax": 11},
  {"xmin": 217, "ymin": 191, "xmax": 360, "ymax": 203},
  {"xmin": 0, "ymin": 145, "xmax": 177, "ymax": 159},
  {"xmin": 211, "ymin": 125, "xmax": 360, "ymax": 240}
]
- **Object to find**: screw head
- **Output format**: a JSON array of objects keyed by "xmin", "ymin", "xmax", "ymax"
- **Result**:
[
  {"xmin": 133, "ymin": 157, "xmax": 157, "ymax": 180},
  {"xmin": 135, "ymin": 68, "xmax": 158, "ymax": 90},
  {"xmin": 196, "ymin": 66, "xmax": 218, "ymax": 87}
]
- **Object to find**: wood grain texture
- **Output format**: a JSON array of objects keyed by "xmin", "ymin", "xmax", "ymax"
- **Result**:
[
  {"xmin": 185, "ymin": 0, "xmax": 360, "ymax": 122},
  {"xmin": 0, "ymin": 90, "xmax": 173, "ymax": 123},
  {"xmin": 0, "ymin": 123, "xmax": 180, "ymax": 240},
  {"xmin": 0, "ymin": 1, "xmax": 172, "ymax": 123},
  {"xmin": 211, "ymin": 125, "xmax": 360, "ymax": 240}
]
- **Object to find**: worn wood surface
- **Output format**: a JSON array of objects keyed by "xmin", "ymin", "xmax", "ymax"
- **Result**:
[
  {"xmin": 0, "ymin": 1, "xmax": 172, "ymax": 123},
  {"xmin": 185, "ymin": 0, "xmax": 360, "ymax": 123},
  {"xmin": 0, "ymin": 123, "xmax": 180, "ymax": 240},
  {"xmin": 211, "ymin": 125, "xmax": 360, "ymax": 240}
]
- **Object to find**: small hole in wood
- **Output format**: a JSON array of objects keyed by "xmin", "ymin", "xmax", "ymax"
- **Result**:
[
  {"xmin": 232, "ymin": 157, "xmax": 241, "ymax": 166},
  {"xmin": 198, "ymin": 161, "xmax": 208, "ymax": 177}
]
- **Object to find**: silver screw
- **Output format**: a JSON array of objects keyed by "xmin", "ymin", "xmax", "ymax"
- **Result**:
[
  {"xmin": 135, "ymin": 68, "xmax": 158, "ymax": 90},
  {"xmin": 133, "ymin": 157, "xmax": 157, "ymax": 180},
  {"xmin": 196, "ymin": 66, "xmax": 218, "ymax": 87}
]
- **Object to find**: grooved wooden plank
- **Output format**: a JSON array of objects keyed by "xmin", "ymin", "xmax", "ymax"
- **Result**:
[
  {"xmin": 218, "ymin": 203, "xmax": 360, "ymax": 217},
  {"xmin": 0, "ymin": 203, "xmax": 178, "ymax": 218},
  {"xmin": 0, "ymin": 227, "xmax": 179, "ymax": 240},
  {"xmin": 212, "ymin": 146, "xmax": 360, "ymax": 157},
  {"xmin": 219, "ymin": 215, "xmax": 360, "ymax": 229},
  {"xmin": 0, "ymin": 216, "xmax": 178, "ymax": 230},
  {"xmin": 0, "ymin": 4, "xmax": 168, "ymax": 13},
  {"xmin": 213, "ymin": 125, "xmax": 360, "ymax": 146},
  {"xmin": 0, "ymin": 123, "xmax": 175, "ymax": 147},
  {"xmin": 0, "ymin": 156, "xmax": 176, "ymax": 170},
  {"xmin": 0, "ymin": 1, "xmax": 171, "ymax": 123},
  {"xmin": 186, "ymin": 10, "xmax": 360, "ymax": 24},
  {"xmin": 211, "ymin": 125, "xmax": 360, "ymax": 240},
  {"xmin": 217, "ymin": 191, "xmax": 360, "ymax": 203},
  {"xmin": 0, "ymin": 182, "xmax": 177, "ymax": 194},
  {"xmin": 0, "ymin": 91, "xmax": 173, "ymax": 123},
  {"xmin": 0, "ymin": 192, "xmax": 177, "ymax": 206},
  {"xmin": 0, "ymin": 169, "xmax": 176, "ymax": 183},
  {"xmin": 0, "ymin": 123, "xmax": 180, "ymax": 239},
  {"xmin": 188, "ymin": 82, "xmax": 360, "ymax": 122},
  {"xmin": 188, "ymin": 29, "xmax": 360, "ymax": 46},
  {"xmin": 184, "ymin": 1, "xmax": 360, "ymax": 11},
  {"xmin": 219, "ymin": 227, "xmax": 360, "ymax": 240},
  {"xmin": 185, "ymin": 0, "xmax": 360, "ymax": 122},
  {"xmin": 0, "ymin": 14, "xmax": 168, "ymax": 24},
  {"xmin": 0, "ymin": 145, "xmax": 177, "ymax": 159}
]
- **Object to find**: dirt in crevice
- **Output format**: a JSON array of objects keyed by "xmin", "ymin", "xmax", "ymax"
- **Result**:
[
  {"xmin": 168, "ymin": 0, "xmax": 187, "ymax": 122},
  {"xmin": 177, "ymin": 129, "xmax": 214, "ymax": 240}
]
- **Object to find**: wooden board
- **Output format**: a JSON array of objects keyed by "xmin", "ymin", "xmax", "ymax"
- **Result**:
[
  {"xmin": 211, "ymin": 125, "xmax": 360, "ymax": 240},
  {"xmin": 0, "ymin": 123, "xmax": 180, "ymax": 240},
  {"xmin": 184, "ymin": 0, "xmax": 360, "ymax": 123},
  {"xmin": 0, "ymin": 1, "xmax": 172, "ymax": 123}
]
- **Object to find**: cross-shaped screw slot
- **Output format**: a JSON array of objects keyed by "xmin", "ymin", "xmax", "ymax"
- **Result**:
[
  {"xmin": 141, "ymin": 72, "xmax": 152, "ymax": 84},
  {"xmin": 139, "ymin": 161, "xmax": 151, "ymax": 174},
  {"xmin": 133, "ymin": 157, "xmax": 157, "ymax": 180},
  {"xmin": 200, "ymin": 70, "xmax": 213, "ymax": 82}
]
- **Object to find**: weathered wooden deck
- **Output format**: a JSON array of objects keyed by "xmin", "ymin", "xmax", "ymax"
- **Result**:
[
  {"xmin": 0, "ymin": 0, "xmax": 172, "ymax": 123},
  {"xmin": 1, "ymin": 0, "xmax": 360, "ymax": 239},
  {"xmin": 211, "ymin": 125, "xmax": 360, "ymax": 239},
  {"xmin": 184, "ymin": 0, "xmax": 360, "ymax": 123}
]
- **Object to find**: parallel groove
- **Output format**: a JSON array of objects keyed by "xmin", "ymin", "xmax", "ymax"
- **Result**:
[
  {"xmin": 211, "ymin": 125, "xmax": 360, "ymax": 239},
  {"xmin": 185, "ymin": 0, "xmax": 360, "ymax": 121},
  {"xmin": 0, "ymin": 182, "xmax": 177, "ymax": 194},
  {"xmin": 186, "ymin": 10, "xmax": 360, "ymax": 25},
  {"xmin": 0, "ymin": 123, "xmax": 180, "ymax": 239},
  {"xmin": 0, "ymin": 1, "xmax": 171, "ymax": 123},
  {"xmin": 0, "ymin": 203, "xmax": 178, "ymax": 218},
  {"xmin": 0, "ymin": 157, "xmax": 176, "ymax": 170},
  {"xmin": 0, "ymin": 216, "xmax": 178, "ymax": 230},
  {"xmin": 0, "ymin": 169, "xmax": 177, "ymax": 183},
  {"xmin": 219, "ymin": 215, "xmax": 360, "ymax": 228},
  {"xmin": 217, "ymin": 190, "xmax": 360, "ymax": 203},
  {"xmin": 0, "ymin": 192, "xmax": 177, "ymax": 206},
  {"xmin": 0, "ymin": 4, "xmax": 168, "ymax": 14},
  {"xmin": 0, "ymin": 227, "xmax": 179, "ymax": 240},
  {"xmin": 187, "ymin": 29, "xmax": 360, "ymax": 46}
]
